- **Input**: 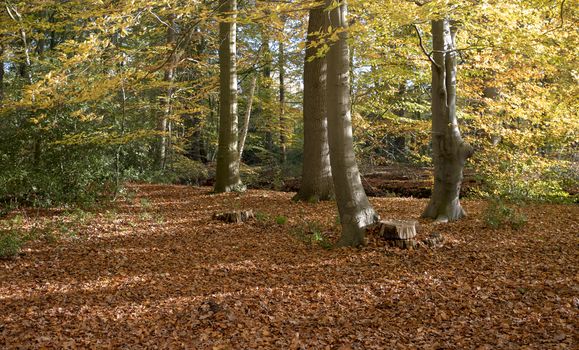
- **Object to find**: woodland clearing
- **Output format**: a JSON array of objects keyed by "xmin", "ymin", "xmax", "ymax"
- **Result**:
[{"xmin": 1, "ymin": 184, "xmax": 577, "ymax": 349}]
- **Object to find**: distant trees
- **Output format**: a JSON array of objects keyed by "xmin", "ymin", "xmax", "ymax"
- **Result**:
[{"xmin": 0, "ymin": 0, "xmax": 574, "ymax": 208}]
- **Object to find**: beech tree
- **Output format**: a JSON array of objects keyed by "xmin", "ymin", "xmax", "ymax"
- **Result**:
[
  {"xmin": 214, "ymin": 0, "xmax": 243, "ymax": 193},
  {"xmin": 294, "ymin": 5, "xmax": 333, "ymax": 202},
  {"xmin": 156, "ymin": 15, "xmax": 177, "ymax": 170},
  {"xmin": 326, "ymin": 0, "xmax": 379, "ymax": 247},
  {"xmin": 422, "ymin": 19, "xmax": 473, "ymax": 221}
]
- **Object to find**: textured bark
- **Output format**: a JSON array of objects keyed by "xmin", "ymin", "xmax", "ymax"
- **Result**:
[
  {"xmin": 294, "ymin": 6, "xmax": 333, "ymax": 202},
  {"xmin": 214, "ymin": 0, "xmax": 243, "ymax": 193},
  {"xmin": 326, "ymin": 0, "xmax": 378, "ymax": 247},
  {"xmin": 238, "ymin": 73, "xmax": 258, "ymax": 160},
  {"xmin": 157, "ymin": 17, "xmax": 176, "ymax": 170},
  {"xmin": 422, "ymin": 19, "xmax": 473, "ymax": 222}
]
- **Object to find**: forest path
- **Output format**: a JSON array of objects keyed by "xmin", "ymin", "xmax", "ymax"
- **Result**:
[{"xmin": 1, "ymin": 184, "xmax": 577, "ymax": 349}]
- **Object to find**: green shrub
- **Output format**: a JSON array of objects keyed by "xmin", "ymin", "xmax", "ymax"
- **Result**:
[
  {"xmin": 483, "ymin": 198, "xmax": 527, "ymax": 229},
  {"xmin": 255, "ymin": 211, "xmax": 269, "ymax": 223},
  {"xmin": 161, "ymin": 156, "xmax": 208, "ymax": 185},
  {"xmin": 473, "ymin": 150, "xmax": 575, "ymax": 203},
  {"xmin": 0, "ymin": 230, "xmax": 23, "ymax": 259},
  {"xmin": 275, "ymin": 215, "xmax": 288, "ymax": 225}
]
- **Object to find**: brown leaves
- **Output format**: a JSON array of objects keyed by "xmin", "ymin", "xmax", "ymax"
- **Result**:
[{"xmin": 0, "ymin": 184, "xmax": 577, "ymax": 349}]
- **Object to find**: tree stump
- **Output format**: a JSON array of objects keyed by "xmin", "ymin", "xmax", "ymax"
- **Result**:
[
  {"xmin": 212, "ymin": 210, "xmax": 254, "ymax": 223},
  {"xmin": 388, "ymin": 239, "xmax": 419, "ymax": 249},
  {"xmin": 379, "ymin": 220, "xmax": 418, "ymax": 249},
  {"xmin": 379, "ymin": 220, "xmax": 417, "ymax": 240}
]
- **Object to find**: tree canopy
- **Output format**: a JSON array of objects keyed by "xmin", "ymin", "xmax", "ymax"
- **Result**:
[{"xmin": 0, "ymin": 0, "xmax": 576, "ymax": 205}]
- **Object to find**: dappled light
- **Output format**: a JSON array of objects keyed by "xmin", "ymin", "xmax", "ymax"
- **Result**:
[
  {"xmin": 0, "ymin": 0, "xmax": 576, "ymax": 348},
  {"xmin": 1, "ymin": 185, "xmax": 577, "ymax": 348}
]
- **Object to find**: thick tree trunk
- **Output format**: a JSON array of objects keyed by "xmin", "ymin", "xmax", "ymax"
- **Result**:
[
  {"xmin": 214, "ymin": 0, "xmax": 243, "ymax": 192},
  {"xmin": 326, "ymin": 0, "xmax": 378, "ymax": 247},
  {"xmin": 238, "ymin": 73, "xmax": 258, "ymax": 160},
  {"xmin": 422, "ymin": 19, "xmax": 473, "ymax": 222},
  {"xmin": 294, "ymin": 6, "xmax": 333, "ymax": 202}
]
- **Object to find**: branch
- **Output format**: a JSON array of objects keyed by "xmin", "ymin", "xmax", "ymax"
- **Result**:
[
  {"xmin": 542, "ymin": 0, "xmax": 567, "ymax": 35},
  {"xmin": 147, "ymin": 8, "xmax": 176, "ymax": 31},
  {"xmin": 560, "ymin": 0, "xmax": 566, "ymax": 25},
  {"xmin": 413, "ymin": 24, "xmax": 440, "ymax": 70},
  {"xmin": 144, "ymin": 7, "xmax": 219, "ymax": 78}
]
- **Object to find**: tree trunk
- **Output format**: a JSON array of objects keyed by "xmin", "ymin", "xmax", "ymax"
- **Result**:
[
  {"xmin": 294, "ymin": 6, "xmax": 333, "ymax": 202},
  {"xmin": 238, "ymin": 73, "xmax": 258, "ymax": 160},
  {"xmin": 326, "ymin": 0, "xmax": 378, "ymax": 247},
  {"xmin": 278, "ymin": 22, "xmax": 287, "ymax": 164},
  {"xmin": 190, "ymin": 116, "xmax": 207, "ymax": 163},
  {"xmin": 261, "ymin": 32, "xmax": 274, "ymax": 154},
  {"xmin": 157, "ymin": 16, "xmax": 177, "ymax": 170},
  {"xmin": 0, "ymin": 45, "xmax": 4, "ymax": 103},
  {"xmin": 214, "ymin": 0, "xmax": 243, "ymax": 193},
  {"xmin": 422, "ymin": 19, "xmax": 473, "ymax": 222}
]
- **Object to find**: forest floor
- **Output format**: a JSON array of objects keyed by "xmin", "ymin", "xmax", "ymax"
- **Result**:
[{"xmin": 1, "ymin": 184, "xmax": 578, "ymax": 349}]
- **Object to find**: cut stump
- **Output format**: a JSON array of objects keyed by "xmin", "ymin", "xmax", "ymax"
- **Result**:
[
  {"xmin": 379, "ymin": 220, "xmax": 417, "ymax": 240},
  {"xmin": 378, "ymin": 220, "xmax": 418, "ymax": 249},
  {"xmin": 212, "ymin": 210, "xmax": 254, "ymax": 223},
  {"xmin": 388, "ymin": 239, "xmax": 418, "ymax": 249}
]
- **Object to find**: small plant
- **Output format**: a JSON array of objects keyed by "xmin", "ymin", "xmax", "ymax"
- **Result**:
[
  {"xmin": 483, "ymin": 198, "xmax": 527, "ymax": 229},
  {"xmin": 155, "ymin": 214, "xmax": 165, "ymax": 224},
  {"xmin": 275, "ymin": 215, "xmax": 288, "ymax": 225},
  {"xmin": 65, "ymin": 208, "xmax": 94, "ymax": 224},
  {"xmin": 291, "ymin": 221, "xmax": 333, "ymax": 250},
  {"xmin": 104, "ymin": 209, "xmax": 117, "ymax": 220},
  {"xmin": 310, "ymin": 229, "xmax": 332, "ymax": 250},
  {"xmin": 139, "ymin": 198, "xmax": 152, "ymax": 209},
  {"xmin": 139, "ymin": 212, "xmax": 152, "ymax": 221},
  {"xmin": 255, "ymin": 211, "xmax": 269, "ymax": 223},
  {"xmin": 0, "ymin": 230, "xmax": 23, "ymax": 259},
  {"xmin": 307, "ymin": 195, "xmax": 320, "ymax": 204}
]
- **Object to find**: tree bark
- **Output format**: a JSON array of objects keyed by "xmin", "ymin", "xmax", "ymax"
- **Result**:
[
  {"xmin": 157, "ymin": 16, "xmax": 177, "ymax": 170},
  {"xmin": 214, "ymin": 0, "xmax": 243, "ymax": 192},
  {"xmin": 0, "ymin": 45, "xmax": 4, "ymax": 103},
  {"xmin": 326, "ymin": 0, "xmax": 378, "ymax": 247},
  {"xmin": 238, "ymin": 73, "xmax": 258, "ymax": 160},
  {"xmin": 261, "ymin": 32, "xmax": 274, "ymax": 153},
  {"xmin": 422, "ymin": 19, "xmax": 473, "ymax": 222},
  {"xmin": 294, "ymin": 6, "xmax": 333, "ymax": 202}
]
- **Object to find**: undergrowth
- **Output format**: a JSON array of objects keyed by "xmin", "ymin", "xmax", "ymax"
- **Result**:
[
  {"xmin": 291, "ymin": 221, "xmax": 333, "ymax": 250},
  {"xmin": 483, "ymin": 197, "xmax": 527, "ymax": 229}
]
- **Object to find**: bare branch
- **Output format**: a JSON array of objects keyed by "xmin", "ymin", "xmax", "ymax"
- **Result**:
[{"xmin": 413, "ymin": 24, "xmax": 440, "ymax": 70}]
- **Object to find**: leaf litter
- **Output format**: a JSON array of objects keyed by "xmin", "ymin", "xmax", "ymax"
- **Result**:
[{"xmin": 1, "ymin": 184, "xmax": 577, "ymax": 349}]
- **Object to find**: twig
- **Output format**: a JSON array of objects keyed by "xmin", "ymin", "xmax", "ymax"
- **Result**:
[{"xmin": 412, "ymin": 24, "xmax": 440, "ymax": 70}]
